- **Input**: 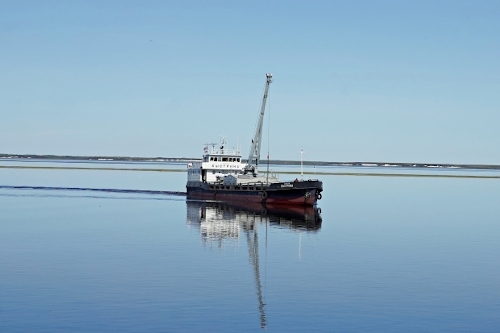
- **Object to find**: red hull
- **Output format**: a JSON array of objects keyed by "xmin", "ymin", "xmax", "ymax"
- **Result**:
[
  {"xmin": 187, "ymin": 191, "xmax": 316, "ymax": 205},
  {"xmin": 186, "ymin": 179, "xmax": 323, "ymax": 206}
]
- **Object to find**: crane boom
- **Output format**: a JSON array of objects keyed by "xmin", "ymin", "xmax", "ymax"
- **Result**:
[{"xmin": 246, "ymin": 73, "xmax": 273, "ymax": 172}]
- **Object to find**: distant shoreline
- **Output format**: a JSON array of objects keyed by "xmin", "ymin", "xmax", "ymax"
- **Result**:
[{"xmin": 1, "ymin": 153, "xmax": 500, "ymax": 170}]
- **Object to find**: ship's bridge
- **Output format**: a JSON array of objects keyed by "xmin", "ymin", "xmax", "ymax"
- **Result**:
[
  {"xmin": 188, "ymin": 141, "xmax": 245, "ymax": 184},
  {"xmin": 202, "ymin": 150, "xmax": 244, "ymax": 173},
  {"xmin": 203, "ymin": 154, "xmax": 241, "ymax": 163},
  {"xmin": 202, "ymin": 144, "xmax": 241, "ymax": 163},
  {"xmin": 201, "ymin": 143, "xmax": 244, "ymax": 172}
]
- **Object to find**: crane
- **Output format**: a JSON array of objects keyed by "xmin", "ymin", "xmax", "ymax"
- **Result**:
[{"xmin": 245, "ymin": 73, "xmax": 273, "ymax": 175}]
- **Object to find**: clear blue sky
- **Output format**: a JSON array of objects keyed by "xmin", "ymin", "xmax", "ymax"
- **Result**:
[{"xmin": 1, "ymin": 0, "xmax": 499, "ymax": 164}]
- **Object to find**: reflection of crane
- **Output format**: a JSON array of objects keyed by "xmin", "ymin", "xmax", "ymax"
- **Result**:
[
  {"xmin": 243, "ymin": 223, "xmax": 266, "ymax": 329},
  {"xmin": 186, "ymin": 201, "xmax": 322, "ymax": 329}
]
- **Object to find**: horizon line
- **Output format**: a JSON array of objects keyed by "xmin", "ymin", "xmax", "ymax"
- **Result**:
[{"xmin": 1, "ymin": 153, "xmax": 500, "ymax": 170}]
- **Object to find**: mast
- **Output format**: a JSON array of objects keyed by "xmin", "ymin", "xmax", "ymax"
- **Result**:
[{"xmin": 246, "ymin": 73, "xmax": 273, "ymax": 173}]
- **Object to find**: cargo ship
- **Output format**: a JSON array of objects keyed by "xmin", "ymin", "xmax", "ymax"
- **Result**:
[{"xmin": 186, "ymin": 73, "xmax": 323, "ymax": 206}]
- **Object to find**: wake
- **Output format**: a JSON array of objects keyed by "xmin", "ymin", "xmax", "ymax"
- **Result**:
[{"xmin": 0, "ymin": 185, "xmax": 186, "ymax": 196}]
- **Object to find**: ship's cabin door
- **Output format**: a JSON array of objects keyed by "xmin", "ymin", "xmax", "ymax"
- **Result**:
[{"xmin": 202, "ymin": 170, "xmax": 207, "ymax": 182}]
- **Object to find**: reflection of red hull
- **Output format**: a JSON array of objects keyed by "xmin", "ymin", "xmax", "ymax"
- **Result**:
[
  {"xmin": 186, "ymin": 179, "xmax": 323, "ymax": 206},
  {"xmin": 187, "ymin": 200, "xmax": 322, "ymax": 230}
]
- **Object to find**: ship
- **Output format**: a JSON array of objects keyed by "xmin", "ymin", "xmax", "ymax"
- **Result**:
[{"xmin": 186, "ymin": 73, "xmax": 323, "ymax": 206}]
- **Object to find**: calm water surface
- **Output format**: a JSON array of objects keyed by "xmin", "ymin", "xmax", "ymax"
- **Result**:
[{"xmin": 1, "ymin": 161, "xmax": 499, "ymax": 332}]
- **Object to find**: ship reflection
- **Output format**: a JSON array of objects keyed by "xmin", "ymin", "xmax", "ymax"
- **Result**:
[
  {"xmin": 186, "ymin": 200, "xmax": 322, "ymax": 238},
  {"xmin": 185, "ymin": 200, "xmax": 322, "ymax": 329}
]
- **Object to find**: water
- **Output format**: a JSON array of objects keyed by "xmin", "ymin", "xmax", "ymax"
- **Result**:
[{"xmin": 1, "ymin": 160, "xmax": 499, "ymax": 332}]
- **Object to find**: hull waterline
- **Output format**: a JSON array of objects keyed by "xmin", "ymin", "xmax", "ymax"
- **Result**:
[{"xmin": 187, "ymin": 179, "xmax": 323, "ymax": 206}]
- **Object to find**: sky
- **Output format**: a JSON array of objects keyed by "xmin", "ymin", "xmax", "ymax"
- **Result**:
[{"xmin": 1, "ymin": 0, "xmax": 499, "ymax": 164}]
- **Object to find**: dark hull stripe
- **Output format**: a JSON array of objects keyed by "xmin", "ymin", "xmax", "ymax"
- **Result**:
[{"xmin": 187, "ymin": 187, "xmax": 319, "ymax": 206}]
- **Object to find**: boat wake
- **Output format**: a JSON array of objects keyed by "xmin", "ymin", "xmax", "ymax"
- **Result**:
[{"xmin": 0, "ymin": 185, "xmax": 186, "ymax": 198}]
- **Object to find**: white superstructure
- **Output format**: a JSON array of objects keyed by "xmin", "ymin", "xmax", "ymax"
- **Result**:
[{"xmin": 187, "ymin": 139, "xmax": 245, "ymax": 184}]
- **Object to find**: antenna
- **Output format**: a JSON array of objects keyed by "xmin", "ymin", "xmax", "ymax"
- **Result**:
[
  {"xmin": 300, "ymin": 147, "xmax": 304, "ymax": 180},
  {"xmin": 204, "ymin": 142, "xmax": 217, "ymax": 154},
  {"xmin": 219, "ymin": 136, "xmax": 227, "ymax": 153}
]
